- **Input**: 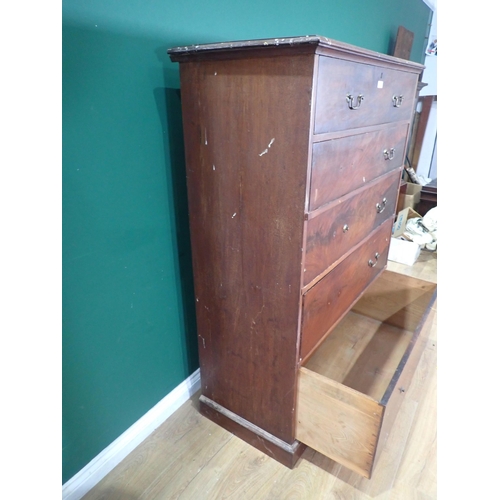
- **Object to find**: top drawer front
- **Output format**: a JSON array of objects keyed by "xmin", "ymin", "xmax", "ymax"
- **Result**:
[{"xmin": 314, "ymin": 56, "xmax": 417, "ymax": 135}]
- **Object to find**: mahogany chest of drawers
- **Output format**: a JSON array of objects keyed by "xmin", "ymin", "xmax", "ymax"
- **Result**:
[{"xmin": 169, "ymin": 36, "xmax": 434, "ymax": 478}]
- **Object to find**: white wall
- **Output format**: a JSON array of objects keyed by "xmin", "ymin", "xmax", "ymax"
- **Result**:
[
  {"xmin": 420, "ymin": 9, "xmax": 437, "ymax": 96},
  {"xmin": 415, "ymin": 7, "xmax": 437, "ymax": 180}
]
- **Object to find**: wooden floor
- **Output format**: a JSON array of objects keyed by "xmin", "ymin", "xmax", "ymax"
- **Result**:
[{"xmin": 83, "ymin": 252, "xmax": 437, "ymax": 500}]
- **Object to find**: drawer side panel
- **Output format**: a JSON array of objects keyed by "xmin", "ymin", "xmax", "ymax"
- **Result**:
[
  {"xmin": 372, "ymin": 292, "xmax": 436, "ymax": 472},
  {"xmin": 296, "ymin": 367, "xmax": 383, "ymax": 478}
]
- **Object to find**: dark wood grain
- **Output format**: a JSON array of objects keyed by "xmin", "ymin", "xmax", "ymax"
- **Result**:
[
  {"xmin": 179, "ymin": 53, "xmax": 314, "ymax": 443},
  {"xmin": 309, "ymin": 123, "xmax": 408, "ymax": 211},
  {"xmin": 199, "ymin": 396, "xmax": 307, "ymax": 468},
  {"xmin": 417, "ymin": 178, "xmax": 437, "ymax": 216},
  {"xmin": 410, "ymin": 95, "xmax": 434, "ymax": 170},
  {"xmin": 393, "ymin": 26, "xmax": 414, "ymax": 60},
  {"xmin": 303, "ymin": 169, "xmax": 401, "ymax": 286},
  {"xmin": 171, "ymin": 36, "xmax": 424, "ymax": 475},
  {"xmin": 300, "ymin": 218, "xmax": 393, "ymax": 361},
  {"xmin": 314, "ymin": 55, "xmax": 418, "ymax": 135},
  {"xmin": 169, "ymin": 36, "xmax": 425, "ymax": 74}
]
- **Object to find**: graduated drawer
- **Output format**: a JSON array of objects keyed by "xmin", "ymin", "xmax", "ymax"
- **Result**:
[
  {"xmin": 309, "ymin": 123, "xmax": 408, "ymax": 211},
  {"xmin": 300, "ymin": 218, "xmax": 392, "ymax": 360},
  {"xmin": 314, "ymin": 55, "xmax": 417, "ymax": 135},
  {"xmin": 296, "ymin": 270, "xmax": 437, "ymax": 478},
  {"xmin": 304, "ymin": 169, "xmax": 401, "ymax": 287}
]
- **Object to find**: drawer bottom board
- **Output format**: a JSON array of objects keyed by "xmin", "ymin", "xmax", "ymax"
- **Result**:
[{"xmin": 296, "ymin": 270, "xmax": 436, "ymax": 478}]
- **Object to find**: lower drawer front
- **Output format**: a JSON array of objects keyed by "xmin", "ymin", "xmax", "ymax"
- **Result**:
[
  {"xmin": 300, "ymin": 218, "xmax": 392, "ymax": 360},
  {"xmin": 296, "ymin": 270, "xmax": 437, "ymax": 479},
  {"xmin": 304, "ymin": 169, "xmax": 401, "ymax": 287}
]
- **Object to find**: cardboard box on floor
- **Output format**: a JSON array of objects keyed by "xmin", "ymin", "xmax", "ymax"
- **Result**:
[
  {"xmin": 397, "ymin": 182, "xmax": 422, "ymax": 212},
  {"xmin": 392, "ymin": 207, "xmax": 422, "ymax": 238}
]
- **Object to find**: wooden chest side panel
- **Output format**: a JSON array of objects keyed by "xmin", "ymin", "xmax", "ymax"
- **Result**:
[{"xmin": 179, "ymin": 54, "xmax": 315, "ymax": 442}]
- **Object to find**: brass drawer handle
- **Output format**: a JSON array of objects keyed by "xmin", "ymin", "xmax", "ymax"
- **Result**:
[
  {"xmin": 368, "ymin": 252, "xmax": 380, "ymax": 267},
  {"xmin": 376, "ymin": 198, "xmax": 387, "ymax": 213},
  {"xmin": 346, "ymin": 94, "xmax": 364, "ymax": 110},
  {"xmin": 383, "ymin": 148, "xmax": 395, "ymax": 160},
  {"xmin": 392, "ymin": 95, "xmax": 404, "ymax": 107}
]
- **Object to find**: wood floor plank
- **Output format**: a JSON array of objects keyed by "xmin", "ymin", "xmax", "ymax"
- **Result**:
[
  {"xmin": 383, "ymin": 482, "xmax": 435, "ymax": 500},
  {"xmin": 386, "ymin": 251, "xmax": 437, "ymax": 284},
  {"xmin": 82, "ymin": 399, "xmax": 232, "ymax": 500},
  {"xmin": 259, "ymin": 448, "xmax": 341, "ymax": 500},
  {"xmin": 174, "ymin": 436, "xmax": 284, "ymax": 500}
]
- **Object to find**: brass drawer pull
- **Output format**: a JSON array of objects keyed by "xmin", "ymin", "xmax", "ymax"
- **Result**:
[
  {"xmin": 368, "ymin": 252, "xmax": 380, "ymax": 267},
  {"xmin": 383, "ymin": 148, "xmax": 395, "ymax": 160},
  {"xmin": 392, "ymin": 95, "xmax": 404, "ymax": 107},
  {"xmin": 343, "ymin": 224, "xmax": 349, "ymax": 233},
  {"xmin": 376, "ymin": 198, "xmax": 387, "ymax": 213},
  {"xmin": 346, "ymin": 94, "xmax": 364, "ymax": 110}
]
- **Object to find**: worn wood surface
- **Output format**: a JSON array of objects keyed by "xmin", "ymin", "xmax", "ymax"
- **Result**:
[
  {"xmin": 169, "ymin": 36, "xmax": 425, "ymax": 75},
  {"xmin": 199, "ymin": 395, "xmax": 306, "ymax": 469},
  {"xmin": 179, "ymin": 53, "xmax": 314, "ymax": 445}
]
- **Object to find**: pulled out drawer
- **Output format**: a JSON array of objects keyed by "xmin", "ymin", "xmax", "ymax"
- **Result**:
[{"xmin": 296, "ymin": 270, "xmax": 437, "ymax": 478}]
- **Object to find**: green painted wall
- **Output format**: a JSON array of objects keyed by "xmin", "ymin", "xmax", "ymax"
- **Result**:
[{"xmin": 62, "ymin": 0, "xmax": 431, "ymax": 484}]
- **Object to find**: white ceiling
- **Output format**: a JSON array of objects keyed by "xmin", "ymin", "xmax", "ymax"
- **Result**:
[{"xmin": 422, "ymin": 0, "xmax": 436, "ymax": 11}]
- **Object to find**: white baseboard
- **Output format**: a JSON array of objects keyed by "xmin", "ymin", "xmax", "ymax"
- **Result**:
[{"xmin": 62, "ymin": 368, "xmax": 201, "ymax": 500}]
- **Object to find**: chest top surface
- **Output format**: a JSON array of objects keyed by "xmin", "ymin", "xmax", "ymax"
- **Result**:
[{"xmin": 168, "ymin": 35, "xmax": 424, "ymax": 72}]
